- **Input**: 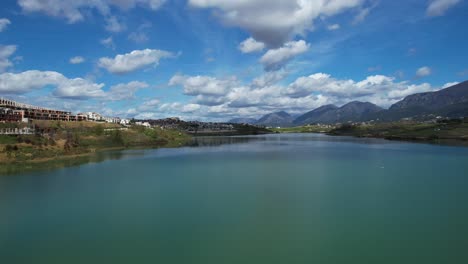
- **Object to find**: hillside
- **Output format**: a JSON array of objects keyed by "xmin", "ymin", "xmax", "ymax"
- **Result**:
[
  {"xmin": 375, "ymin": 81, "xmax": 468, "ymax": 121},
  {"xmin": 0, "ymin": 121, "xmax": 191, "ymax": 166},
  {"xmin": 256, "ymin": 111, "xmax": 294, "ymax": 127},
  {"xmin": 327, "ymin": 119, "xmax": 468, "ymax": 145},
  {"xmin": 294, "ymin": 101, "xmax": 383, "ymax": 124},
  {"xmin": 391, "ymin": 81, "xmax": 468, "ymax": 110},
  {"xmin": 227, "ymin": 81, "xmax": 468, "ymax": 125},
  {"xmin": 293, "ymin": 104, "xmax": 338, "ymax": 125}
]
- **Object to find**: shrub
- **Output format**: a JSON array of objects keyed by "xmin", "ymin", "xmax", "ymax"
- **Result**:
[
  {"xmin": 110, "ymin": 130, "xmax": 124, "ymax": 145},
  {"xmin": 93, "ymin": 125, "xmax": 104, "ymax": 136}
]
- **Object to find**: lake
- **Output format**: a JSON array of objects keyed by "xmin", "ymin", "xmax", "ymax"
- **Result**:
[{"xmin": 1, "ymin": 133, "xmax": 468, "ymax": 263}]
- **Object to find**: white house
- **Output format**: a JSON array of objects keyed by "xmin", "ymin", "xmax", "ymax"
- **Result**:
[
  {"xmin": 120, "ymin": 119, "xmax": 130, "ymax": 126},
  {"xmin": 135, "ymin": 121, "xmax": 151, "ymax": 128},
  {"xmin": 104, "ymin": 117, "xmax": 121, "ymax": 123},
  {"xmin": 85, "ymin": 112, "xmax": 103, "ymax": 121}
]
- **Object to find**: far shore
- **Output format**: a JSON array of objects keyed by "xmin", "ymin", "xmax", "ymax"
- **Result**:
[{"xmin": 270, "ymin": 120, "xmax": 468, "ymax": 147}]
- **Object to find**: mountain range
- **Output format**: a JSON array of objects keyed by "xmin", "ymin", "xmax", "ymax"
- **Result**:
[
  {"xmin": 228, "ymin": 118, "xmax": 258, "ymax": 124},
  {"xmin": 228, "ymin": 81, "xmax": 468, "ymax": 126}
]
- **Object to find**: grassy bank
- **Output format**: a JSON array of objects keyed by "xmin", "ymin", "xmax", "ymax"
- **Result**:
[
  {"xmin": 0, "ymin": 121, "xmax": 191, "ymax": 166},
  {"xmin": 270, "ymin": 125, "xmax": 335, "ymax": 134},
  {"xmin": 327, "ymin": 120, "xmax": 468, "ymax": 145}
]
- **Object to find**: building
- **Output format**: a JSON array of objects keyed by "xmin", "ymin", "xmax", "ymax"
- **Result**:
[
  {"xmin": 0, "ymin": 108, "xmax": 24, "ymax": 122},
  {"xmin": 135, "ymin": 121, "xmax": 151, "ymax": 128},
  {"xmin": 1, "ymin": 98, "xmax": 87, "ymax": 122},
  {"xmin": 104, "ymin": 117, "xmax": 121, "ymax": 124},
  {"xmin": 83, "ymin": 112, "xmax": 104, "ymax": 122},
  {"xmin": 120, "ymin": 119, "xmax": 130, "ymax": 126}
]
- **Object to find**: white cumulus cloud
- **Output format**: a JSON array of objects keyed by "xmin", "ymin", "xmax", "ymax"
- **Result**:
[
  {"xmin": 285, "ymin": 73, "xmax": 435, "ymax": 107},
  {"xmin": 107, "ymin": 81, "xmax": 149, "ymax": 101},
  {"xmin": 0, "ymin": 70, "xmax": 105, "ymax": 99},
  {"xmin": 260, "ymin": 40, "xmax": 310, "ymax": 71},
  {"xmin": 138, "ymin": 98, "xmax": 161, "ymax": 112},
  {"xmin": 169, "ymin": 74, "xmax": 237, "ymax": 97},
  {"xmin": 238, "ymin": 38, "xmax": 265, "ymax": 53},
  {"xmin": 188, "ymin": 0, "xmax": 367, "ymax": 47},
  {"xmin": 54, "ymin": 78, "xmax": 106, "ymax": 99},
  {"xmin": 98, "ymin": 49, "xmax": 174, "ymax": 74},
  {"xmin": 157, "ymin": 70, "xmax": 450, "ymax": 121},
  {"xmin": 182, "ymin": 103, "xmax": 201, "ymax": 113}
]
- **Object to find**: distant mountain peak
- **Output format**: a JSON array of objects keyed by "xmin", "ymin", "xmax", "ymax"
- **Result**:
[
  {"xmin": 256, "ymin": 111, "xmax": 293, "ymax": 127},
  {"xmin": 294, "ymin": 101, "xmax": 382, "ymax": 125},
  {"xmin": 342, "ymin": 101, "xmax": 378, "ymax": 107},
  {"xmin": 273, "ymin": 111, "xmax": 291, "ymax": 117},
  {"xmin": 316, "ymin": 104, "xmax": 338, "ymax": 110},
  {"xmin": 230, "ymin": 81, "xmax": 468, "ymax": 126}
]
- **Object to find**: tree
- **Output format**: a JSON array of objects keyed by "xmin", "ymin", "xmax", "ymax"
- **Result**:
[
  {"xmin": 4, "ymin": 144, "xmax": 18, "ymax": 159},
  {"xmin": 93, "ymin": 124, "xmax": 104, "ymax": 136}
]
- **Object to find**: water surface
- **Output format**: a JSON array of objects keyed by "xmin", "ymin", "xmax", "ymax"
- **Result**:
[{"xmin": 1, "ymin": 134, "xmax": 468, "ymax": 263}]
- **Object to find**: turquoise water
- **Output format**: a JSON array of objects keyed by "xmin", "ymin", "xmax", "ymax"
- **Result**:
[{"xmin": 1, "ymin": 134, "xmax": 468, "ymax": 263}]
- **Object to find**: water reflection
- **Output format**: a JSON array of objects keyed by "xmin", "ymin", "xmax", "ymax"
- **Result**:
[
  {"xmin": 1, "ymin": 133, "xmax": 460, "ymax": 176},
  {"xmin": 190, "ymin": 133, "xmax": 397, "ymax": 147},
  {"xmin": 188, "ymin": 136, "xmax": 259, "ymax": 147},
  {"xmin": 0, "ymin": 150, "xmax": 145, "ymax": 176}
]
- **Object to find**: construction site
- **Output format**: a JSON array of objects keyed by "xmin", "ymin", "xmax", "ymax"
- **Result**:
[{"xmin": 0, "ymin": 98, "xmax": 87, "ymax": 123}]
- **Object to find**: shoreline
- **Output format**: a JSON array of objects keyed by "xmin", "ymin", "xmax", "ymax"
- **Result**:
[
  {"xmin": 269, "ymin": 121, "xmax": 468, "ymax": 147},
  {"xmin": 0, "ymin": 120, "xmax": 271, "ymax": 175},
  {"xmin": 327, "ymin": 132, "xmax": 468, "ymax": 147},
  {"xmin": 0, "ymin": 121, "xmax": 193, "ymax": 175},
  {"xmin": 2, "ymin": 121, "xmax": 468, "ymax": 175},
  {"xmin": 0, "ymin": 142, "xmax": 191, "ymax": 176}
]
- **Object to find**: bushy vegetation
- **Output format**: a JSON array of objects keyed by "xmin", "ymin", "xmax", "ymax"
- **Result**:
[
  {"xmin": 327, "ymin": 120, "xmax": 468, "ymax": 143},
  {"xmin": 0, "ymin": 135, "xmax": 17, "ymax": 144},
  {"xmin": 0, "ymin": 121, "xmax": 191, "ymax": 164}
]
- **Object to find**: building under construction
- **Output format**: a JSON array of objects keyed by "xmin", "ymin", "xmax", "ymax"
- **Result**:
[{"xmin": 0, "ymin": 98, "xmax": 87, "ymax": 122}]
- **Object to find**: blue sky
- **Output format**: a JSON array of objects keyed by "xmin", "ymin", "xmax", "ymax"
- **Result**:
[{"xmin": 0, "ymin": 0, "xmax": 467, "ymax": 121}]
